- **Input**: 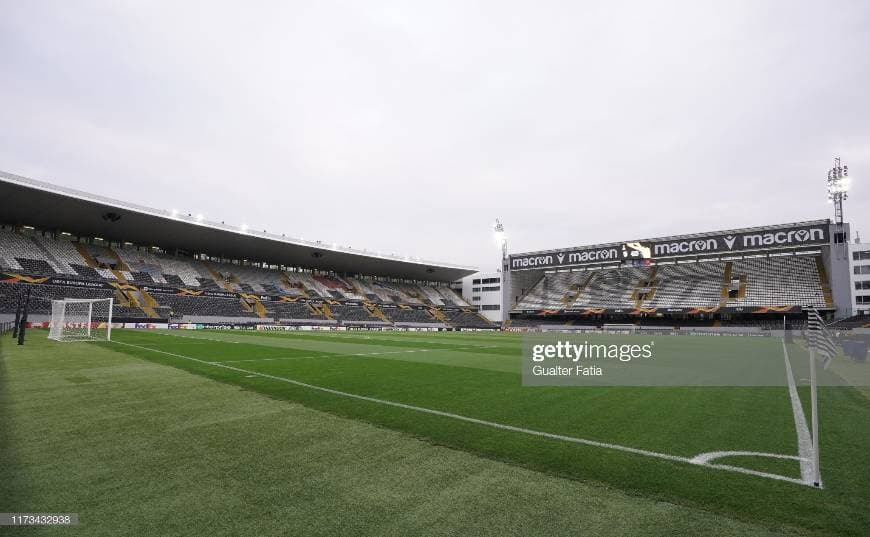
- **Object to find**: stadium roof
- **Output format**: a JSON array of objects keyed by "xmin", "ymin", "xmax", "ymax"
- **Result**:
[
  {"xmin": 512, "ymin": 219, "xmax": 833, "ymax": 258},
  {"xmin": 0, "ymin": 171, "xmax": 477, "ymax": 282}
]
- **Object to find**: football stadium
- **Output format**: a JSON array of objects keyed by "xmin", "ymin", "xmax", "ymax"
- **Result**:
[
  {"xmin": 2, "ymin": 167, "xmax": 870, "ymax": 536},
  {"xmin": 3, "ymin": 3, "xmax": 870, "ymax": 537}
]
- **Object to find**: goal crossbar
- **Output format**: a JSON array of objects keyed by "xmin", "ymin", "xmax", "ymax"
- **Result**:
[{"xmin": 48, "ymin": 297, "xmax": 113, "ymax": 342}]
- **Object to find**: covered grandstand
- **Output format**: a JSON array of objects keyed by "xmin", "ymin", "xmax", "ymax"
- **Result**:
[
  {"xmin": 506, "ymin": 220, "xmax": 855, "ymax": 329},
  {"xmin": 0, "ymin": 171, "xmax": 492, "ymax": 329}
]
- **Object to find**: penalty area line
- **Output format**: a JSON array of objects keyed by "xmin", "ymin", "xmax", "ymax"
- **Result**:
[{"xmin": 113, "ymin": 340, "xmax": 812, "ymax": 487}]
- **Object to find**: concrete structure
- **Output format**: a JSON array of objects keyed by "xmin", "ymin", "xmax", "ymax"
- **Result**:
[
  {"xmin": 453, "ymin": 272, "xmax": 503, "ymax": 323},
  {"xmin": 850, "ymin": 239, "xmax": 870, "ymax": 316}
]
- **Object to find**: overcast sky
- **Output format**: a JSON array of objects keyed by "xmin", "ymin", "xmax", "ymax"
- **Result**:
[{"xmin": 1, "ymin": 1, "xmax": 868, "ymax": 273}]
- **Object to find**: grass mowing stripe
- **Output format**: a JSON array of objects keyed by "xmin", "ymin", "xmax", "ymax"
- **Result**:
[
  {"xmin": 105, "ymin": 330, "xmax": 870, "ymax": 536},
  {"xmin": 218, "ymin": 346, "xmax": 503, "ymax": 364},
  {"xmin": 155, "ymin": 330, "xmax": 521, "ymax": 372},
  {"xmin": 165, "ymin": 329, "xmax": 514, "ymax": 354},
  {"xmin": 2, "ymin": 336, "xmax": 799, "ymax": 537},
  {"xmin": 113, "ymin": 339, "xmax": 809, "ymax": 487}
]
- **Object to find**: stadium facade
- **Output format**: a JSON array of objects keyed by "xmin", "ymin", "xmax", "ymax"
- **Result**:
[
  {"xmin": 0, "ymin": 171, "xmax": 493, "ymax": 330},
  {"xmin": 504, "ymin": 220, "xmax": 855, "ymax": 325},
  {"xmin": 451, "ymin": 272, "xmax": 503, "ymax": 323},
  {"xmin": 851, "ymin": 240, "xmax": 870, "ymax": 316}
]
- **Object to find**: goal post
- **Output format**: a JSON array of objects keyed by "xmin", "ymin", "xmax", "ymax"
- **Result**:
[{"xmin": 48, "ymin": 298, "xmax": 114, "ymax": 342}]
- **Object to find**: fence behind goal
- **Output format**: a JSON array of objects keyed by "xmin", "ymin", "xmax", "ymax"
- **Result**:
[{"xmin": 48, "ymin": 298, "xmax": 113, "ymax": 342}]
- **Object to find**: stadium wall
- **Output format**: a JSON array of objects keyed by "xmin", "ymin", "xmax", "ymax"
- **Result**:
[{"xmin": 824, "ymin": 222, "xmax": 854, "ymax": 318}]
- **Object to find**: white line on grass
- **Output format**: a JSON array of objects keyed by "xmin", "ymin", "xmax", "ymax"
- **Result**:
[
  {"xmin": 690, "ymin": 450, "xmax": 805, "ymax": 465},
  {"xmin": 218, "ymin": 346, "xmax": 498, "ymax": 363},
  {"xmin": 781, "ymin": 339, "xmax": 818, "ymax": 486},
  {"xmin": 113, "ymin": 340, "xmax": 813, "ymax": 487}
]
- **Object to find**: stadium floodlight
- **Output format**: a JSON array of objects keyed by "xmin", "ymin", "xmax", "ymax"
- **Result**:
[
  {"xmin": 241, "ymin": 224, "xmax": 248, "ymax": 232},
  {"xmin": 826, "ymin": 157, "xmax": 850, "ymax": 225},
  {"xmin": 493, "ymin": 219, "xmax": 507, "ymax": 261},
  {"xmin": 171, "ymin": 208, "xmax": 178, "ymax": 217},
  {"xmin": 48, "ymin": 298, "xmax": 113, "ymax": 342},
  {"xmin": 196, "ymin": 213, "xmax": 204, "ymax": 222}
]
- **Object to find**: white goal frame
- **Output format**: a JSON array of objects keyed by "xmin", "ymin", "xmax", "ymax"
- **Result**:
[{"xmin": 48, "ymin": 298, "xmax": 113, "ymax": 342}]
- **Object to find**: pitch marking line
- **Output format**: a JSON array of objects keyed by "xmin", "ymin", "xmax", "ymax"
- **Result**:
[
  {"xmin": 781, "ymin": 339, "xmax": 817, "ymax": 486},
  {"xmin": 114, "ymin": 340, "xmax": 813, "ymax": 487}
]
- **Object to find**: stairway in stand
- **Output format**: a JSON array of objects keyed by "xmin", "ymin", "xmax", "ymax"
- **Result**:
[
  {"xmin": 815, "ymin": 257, "xmax": 835, "ymax": 308},
  {"xmin": 562, "ymin": 272, "xmax": 594, "ymax": 308},
  {"xmin": 240, "ymin": 295, "xmax": 268, "ymax": 319},
  {"xmin": 365, "ymin": 303, "xmax": 391, "ymax": 323},
  {"xmin": 282, "ymin": 273, "xmax": 309, "ymax": 297},
  {"xmin": 428, "ymin": 308, "xmax": 448, "ymax": 323},
  {"xmin": 73, "ymin": 242, "xmax": 101, "ymax": 268},
  {"xmin": 109, "ymin": 285, "xmax": 158, "ymax": 318},
  {"xmin": 104, "ymin": 246, "xmax": 131, "ymax": 272},
  {"xmin": 203, "ymin": 261, "xmax": 235, "ymax": 292},
  {"xmin": 632, "ymin": 267, "xmax": 658, "ymax": 308},
  {"xmin": 719, "ymin": 262, "xmax": 733, "ymax": 306},
  {"xmin": 134, "ymin": 287, "xmax": 161, "ymax": 318},
  {"xmin": 305, "ymin": 302, "xmax": 328, "ymax": 319}
]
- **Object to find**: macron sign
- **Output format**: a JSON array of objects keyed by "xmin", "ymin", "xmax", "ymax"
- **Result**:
[{"xmin": 510, "ymin": 223, "xmax": 829, "ymax": 270}]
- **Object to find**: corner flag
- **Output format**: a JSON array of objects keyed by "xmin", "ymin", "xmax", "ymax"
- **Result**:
[
  {"xmin": 805, "ymin": 308, "xmax": 835, "ymax": 487},
  {"xmin": 807, "ymin": 308, "xmax": 837, "ymax": 369}
]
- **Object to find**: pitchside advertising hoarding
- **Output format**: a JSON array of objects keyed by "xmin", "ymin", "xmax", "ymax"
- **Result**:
[
  {"xmin": 509, "ymin": 222, "xmax": 830, "ymax": 270},
  {"xmin": 514, "ymin": 305, "xmax": 803, "ymax": 315}
]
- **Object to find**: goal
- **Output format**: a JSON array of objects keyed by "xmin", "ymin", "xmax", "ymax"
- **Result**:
[{"xmin": 48, "ymin": 298, "xmax": 114, "ymax": 342}]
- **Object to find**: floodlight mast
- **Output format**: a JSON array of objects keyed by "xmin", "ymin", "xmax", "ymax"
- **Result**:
[
  {"xmin": 494, "ymin": 219, "xmax": 507, "ymax": 264},
  {"xmin": 826, "ymin": 157, "xmax": 850, "ymax": 226},
  {"xmin": 494, "ymin": 219, "xmax": 510, "ymax": 324}
]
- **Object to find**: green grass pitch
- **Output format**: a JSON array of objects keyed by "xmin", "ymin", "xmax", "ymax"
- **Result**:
[{"xmin": 2, "ymin": 329, "xmax": 869, "ymax": 536}]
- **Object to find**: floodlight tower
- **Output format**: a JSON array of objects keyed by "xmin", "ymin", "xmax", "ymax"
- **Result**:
[
  {"xmin": 494, "ymin": 219, "xmax": 510, "ymax": 324},
  {"xmin": 826, "ymin": 157, "xmax": 850, "ymax": 225},
  {"xmin": 494, "ymin": 219, "xmax": 507, "ymax": 264}
]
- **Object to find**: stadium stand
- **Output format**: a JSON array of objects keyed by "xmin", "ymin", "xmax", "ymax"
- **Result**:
[
  {"xmin": 646, "ymin": 262, "xmax": 725, "ymax": 308},
  {"xmin": 386, "ymin": 307, "xmax": 439, "ymax": 324},
  {"xmin": 515, "ymin": 255, "xmax": 828, "ymax": 312},
  {"xmin": 442, "ymin": 309, "xmax": 493, "ymax": 328},
  {"xmin": 266, "ymin": 300, "xmax": 334, "ymax": 324},
  {"xmin": 0, "ymin": 282, "xmax": 148, "ymax": 320},
  {"xmin": 729, "ymin": 256, "xmax": 827, "ymax": 308},
  {"xmin": 149, "ymin": 293, "xmax": 251, "ymax": 319},
  {"xmin": 830, "ymin": 314, "xmax": 870, "ymax": 329},
  {"xmin": 0, "ymin": 228, "xmax": 488, "ymax": 328},
  {"xmin": 327, "ymin": 303, "xmax": 387, "ymax": 325}
]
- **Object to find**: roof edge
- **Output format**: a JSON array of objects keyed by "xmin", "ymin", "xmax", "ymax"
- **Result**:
[{"xmin": 0, "ymin": 170, "xmax": 477, "ymax": 273}]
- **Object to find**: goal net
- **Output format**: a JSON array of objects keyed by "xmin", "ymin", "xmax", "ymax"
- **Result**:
[{"xmin": 48, "ymin": 298, "xmax": 113, "ymax": 342}]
